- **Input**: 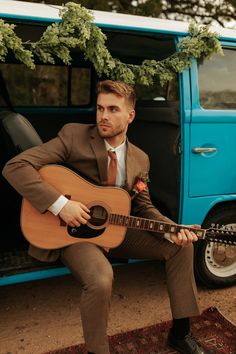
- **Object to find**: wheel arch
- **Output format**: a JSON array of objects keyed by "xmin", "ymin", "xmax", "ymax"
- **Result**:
[{"xmin": 201, "ymin": 199, "xmax": 236, "ymax": 227}]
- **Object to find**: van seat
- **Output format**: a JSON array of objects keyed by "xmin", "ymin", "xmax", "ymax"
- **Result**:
[
  {"xmin": 0, "ymin": 111, "xmax": 43, "ymax": 160},
  {"xmin": 0, "ymin": 111, "xmax": 44, "ymax": 251}
]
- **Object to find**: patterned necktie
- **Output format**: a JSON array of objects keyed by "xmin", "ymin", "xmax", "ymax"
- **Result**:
[{"xmin": 107, "ymin": 150, "xmax": 117, "ymax": 186}]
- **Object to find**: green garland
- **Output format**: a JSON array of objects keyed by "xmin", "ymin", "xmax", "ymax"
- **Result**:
[{"xmin": 0, "ymin": 2, "xmax": 223, "ymax": 86}]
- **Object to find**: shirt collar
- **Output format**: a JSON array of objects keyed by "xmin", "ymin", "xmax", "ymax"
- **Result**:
[{"xmin": 104, "ymin": 138, "xmax": 127, "ymax": 153}]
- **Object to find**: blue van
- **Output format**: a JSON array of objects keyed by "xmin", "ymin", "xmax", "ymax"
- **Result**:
[{"xmin": 0, "ymin": 0, "xmax": 235, "ymax": 288}]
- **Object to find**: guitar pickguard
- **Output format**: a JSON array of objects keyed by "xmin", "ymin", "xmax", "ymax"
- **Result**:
[
  {"xmin": 67, "ymin": 204, "xmax": 108, "ymax": 239},
  {"xmin": 68, "ymin": 224, "xmax": 106, "ymax": 239}
]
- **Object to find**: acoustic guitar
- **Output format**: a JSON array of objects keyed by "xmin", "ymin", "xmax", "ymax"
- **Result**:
[{"xmin": 21, "ymin": 165, "xmax": 236, "ymax": 250}]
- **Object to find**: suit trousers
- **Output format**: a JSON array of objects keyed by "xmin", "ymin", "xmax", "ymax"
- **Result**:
[{"xmin": 61, "ymin": 229, "xmax": 200, "ymax": 354}]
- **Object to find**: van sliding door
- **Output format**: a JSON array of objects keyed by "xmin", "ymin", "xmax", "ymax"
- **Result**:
[{"xmin": 189, "ymin": 46, "xmax": 236, "ymax": 199}]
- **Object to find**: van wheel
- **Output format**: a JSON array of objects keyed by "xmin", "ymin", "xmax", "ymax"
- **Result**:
[{"xmin": 194, "ymin": 206, "xmax": 236, "ymax": 289}]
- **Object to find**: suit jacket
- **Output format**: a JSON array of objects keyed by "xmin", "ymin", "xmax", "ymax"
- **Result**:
[{"xmin": 2, "ymin": 123, "xmax": 172, "ymax": 262}]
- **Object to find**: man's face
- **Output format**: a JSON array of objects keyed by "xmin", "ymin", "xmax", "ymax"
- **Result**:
[{"xmin": 96, "ymin": 92, "xmax": 135, "ymax": 145}]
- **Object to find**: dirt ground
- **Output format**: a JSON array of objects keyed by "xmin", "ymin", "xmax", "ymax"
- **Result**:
[{"xmin": 0, "ymin": 260, "xmax": 235, "ymax": 354}]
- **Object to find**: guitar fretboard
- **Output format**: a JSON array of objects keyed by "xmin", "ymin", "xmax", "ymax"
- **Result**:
[{"xmin": 109, "ymin": 213, "xmax": 206, "ymax": 238}]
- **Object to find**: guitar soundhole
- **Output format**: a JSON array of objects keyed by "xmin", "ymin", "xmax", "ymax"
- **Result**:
[{"xmin": 90, "ymin": 205, "xmax": 108, "ymax": 227}]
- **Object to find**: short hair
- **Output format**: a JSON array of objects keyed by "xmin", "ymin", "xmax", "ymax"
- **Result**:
[{"xmin": 97, "ymin": 80, "xmax": 136, "ymax": 108}]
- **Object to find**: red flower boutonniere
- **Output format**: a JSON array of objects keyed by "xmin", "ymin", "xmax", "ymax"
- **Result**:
[{"xmin": 132, "ymin": 173, "xmax": 150, "ymax": 197}]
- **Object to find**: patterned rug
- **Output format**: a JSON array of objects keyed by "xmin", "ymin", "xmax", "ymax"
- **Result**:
[{"xmin": 44, "ymin": 307, "xmax": 236, "ymax": 354}]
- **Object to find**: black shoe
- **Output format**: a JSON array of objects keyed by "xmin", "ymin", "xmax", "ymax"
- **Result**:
[{"xmin": 168, "ymin": 331, "xmax": 209, "ymax": 354}]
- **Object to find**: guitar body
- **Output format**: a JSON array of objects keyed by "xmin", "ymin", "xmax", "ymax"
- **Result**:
[{"xmin": 21, "ymin": 165, "xmax": 131, "ymax": 250}]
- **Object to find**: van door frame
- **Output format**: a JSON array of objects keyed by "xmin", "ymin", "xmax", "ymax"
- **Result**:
[{"xmin": 180, "ymin": 40, "xmax": 236, "ymax": 226}]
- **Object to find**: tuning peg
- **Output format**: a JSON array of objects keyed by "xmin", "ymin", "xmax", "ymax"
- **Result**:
[{"xmin": 211, "ymin": 223, "xmax": 215, "ymax": 228}]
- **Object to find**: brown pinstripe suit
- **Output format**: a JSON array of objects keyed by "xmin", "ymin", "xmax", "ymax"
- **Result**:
[{"xmin": 2, "ymin": 123, "xmax": 200, "ymax": 354}]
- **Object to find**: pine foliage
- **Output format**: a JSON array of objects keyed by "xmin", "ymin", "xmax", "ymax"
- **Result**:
[{"xmin": 0, "ymin": 2, "xmax": 223, "ymax": 86}]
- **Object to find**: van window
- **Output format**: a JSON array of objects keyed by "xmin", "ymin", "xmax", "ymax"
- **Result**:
[
  {"xmin": 198, "ymin": 48, "xmax": 236, "ymax": 109},
  {"xmin": 105, "ymin": 31, "xmax": 178, "ymax": 103},
  {"xmin": 0, "ymin": 64, "xmax": 91, "ymax": 107},
  {"xmin": 135, "ymin": 77, "xmax": 179, "ymax": 102},
  {"xmin": 70, "ymin": 67, "xmax": 91, "ymax": 106}
]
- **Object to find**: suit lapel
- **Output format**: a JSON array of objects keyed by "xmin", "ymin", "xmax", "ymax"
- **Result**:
[
  {"xmin": 90, "ymin": 127, "xmax": 108, "ymax": 185},
  {"xmin": 125, "ymin": 141, "xmax": 138, "ymax": 191}
]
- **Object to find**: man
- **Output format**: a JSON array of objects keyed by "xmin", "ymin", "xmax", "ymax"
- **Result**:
[{"xmin": 2, "ymin": 80, "xmax": 207, "ymax": 354}]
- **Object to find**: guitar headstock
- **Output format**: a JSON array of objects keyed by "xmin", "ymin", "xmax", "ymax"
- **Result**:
[{"xmin": 205, "ymin": 224, "xmax": 236, "ymax": 246}]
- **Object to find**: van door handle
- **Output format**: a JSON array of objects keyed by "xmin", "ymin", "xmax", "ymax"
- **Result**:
[{"xmin": 192, "ymin": 147, "xmax": 217, "ymax": 153}]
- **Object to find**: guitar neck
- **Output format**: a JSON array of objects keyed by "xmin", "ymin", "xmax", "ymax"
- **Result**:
[{"xmin": 109, "ymin": 213, "xmax": 206, "ymax": 238}]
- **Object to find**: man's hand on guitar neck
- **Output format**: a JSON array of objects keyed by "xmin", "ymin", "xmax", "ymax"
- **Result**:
[
  {"xmin": 59, "ymin": 200, "xmax": 91, "ymax": 227},
  {"xmin": 170, "ymin": 225, "xmax": 201, "ymax": 246}
]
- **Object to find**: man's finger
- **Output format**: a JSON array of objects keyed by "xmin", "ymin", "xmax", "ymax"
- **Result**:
[{"xmin": 80, "ymin": 203, "xmax": 90, "ymax": 213}]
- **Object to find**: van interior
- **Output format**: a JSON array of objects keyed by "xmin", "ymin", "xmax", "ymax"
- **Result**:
[{"xmin": 0, "ymin": 23, "xmax": 181, "ymax": 278}]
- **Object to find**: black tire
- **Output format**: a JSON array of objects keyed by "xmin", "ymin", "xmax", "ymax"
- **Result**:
[{"xmin": 194, "ymin": 205, "xmax": 236, "ymax": 289}]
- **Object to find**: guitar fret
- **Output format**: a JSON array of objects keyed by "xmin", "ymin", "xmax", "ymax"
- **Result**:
[
  {"xmin": 128, "ymin": 217, "xmax": 132, "ymax": 228},
  {"xmin": 115, "ymin": 214, "xmax": 119, "ymax": 225},
  {"xmin": 131, "ymin": 217, "xmax": 135, "ymax": 228},
  {"xmin": 119, "ymin": 215, "xmax": 124, "ymax": 225},
  {"xmin": 154, "ymin": 222, "xmax": 159, "ymax": 232},
  {"xmin": 144, "ymin": 219, "xmax": 149, "ymax": 230},
  {"xmin": 140, "ymin": 218, "xmax": 145, "ymax": 230},
  {"xmin": 118, "ymin": 215, "xmax": 121, "ymax": 225},
  {"xmin": 149, "ymin": 221, "xmax": 154, "ymax": 230},
  {"xmin": 164, "ymin": 223, "xmax": 170, "ymax": 232},
  {"xmin": 170, "ymin": 225, "xmax": 177, "ymax": 233},
  {"xmin": 141, "ymin": 219, "xmax": 146, "ymax": 230}
]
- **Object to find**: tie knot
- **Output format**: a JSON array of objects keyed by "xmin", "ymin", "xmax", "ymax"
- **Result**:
[{"xmin": 108, "ymin": 150, "xmax": 117, "ymax": 160}]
